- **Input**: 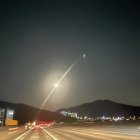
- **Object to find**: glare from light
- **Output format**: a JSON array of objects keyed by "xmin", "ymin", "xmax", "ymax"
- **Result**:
[
  {"xmin": 39, "ymin": 60, "xmax": 79, "ymax": 110},
  {"xmin": 83, "ymin": 53, "xmax": 86, "ymax": 58},
  {"xmin": 39, "ymin": 56, "xmax": 83, "ymax": 112},
  {"xmin": 54, "ymin": 83, "xmax": 59, "ymax": 88}
]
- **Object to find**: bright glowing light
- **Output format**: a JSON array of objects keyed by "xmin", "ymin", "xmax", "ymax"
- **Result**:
[
  {"xmin": 39, "ymin": 60, "xmax": 79, "ymax": 110},
  {"xmin": 54, "ymin": 83, "xmax": 59, "ymax": 88},
  {"xmin": 83, "ymin": 53, "xmax": 86, "ymax": 58},
  {"xmin": 32, "ymin": 121, "xmax": 36, "ymax": 126},
  {"xmin": 8, "ymin": 111, "xmax": 14, "ymax": 115},
  {"xmin": 38, "ymin": 56, "xmax": 82, "ymax": 113}
]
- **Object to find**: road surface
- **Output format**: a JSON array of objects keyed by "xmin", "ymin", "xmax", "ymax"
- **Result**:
[{"xmin": 5, "ymin": 125, "xmax": 140, "ymax": 140}]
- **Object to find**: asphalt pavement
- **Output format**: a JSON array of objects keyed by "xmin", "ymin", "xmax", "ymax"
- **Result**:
[{"xmin": 5, "ymin": 124, "xmax": 140, "ymax": 140}]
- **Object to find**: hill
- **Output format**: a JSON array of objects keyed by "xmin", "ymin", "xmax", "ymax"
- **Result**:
[
  {"xmin": 0, "ymin": 101, "xmax": 76, "ymax": 125},
  {"xmin": 58, "ymin": 100, "xmax": 140, "ymax": 118}
]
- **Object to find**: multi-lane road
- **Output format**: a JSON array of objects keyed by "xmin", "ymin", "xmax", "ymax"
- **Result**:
[{"xmin": 4, "ymin": 124, "xmax": 140, "ymax": 140}]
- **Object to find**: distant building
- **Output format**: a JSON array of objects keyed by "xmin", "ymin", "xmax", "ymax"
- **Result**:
[
  {"xmin": 60, "ymin": 110, "xmax": 77, "ymax": 118},
  {"xmin": 0, "ymin": 107, "xmax": 14, "ymax": 126},
  {"xmin": 6, "ymin": 109, "xmax": 14, "ymax": 120},
  {"xmin": 71, "ymin": 112, "xmax": 77, "ymax": 118},
  {"xmin": 0, "ymin": 108, "xmax": 5, "ymax": 126}
]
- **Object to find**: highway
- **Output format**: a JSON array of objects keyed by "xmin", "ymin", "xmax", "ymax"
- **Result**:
[{"xmin": 5, "ymin": 124, "xmax": 140, "ymax": 140}]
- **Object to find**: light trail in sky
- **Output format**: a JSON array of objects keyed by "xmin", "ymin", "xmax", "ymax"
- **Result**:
[
  {"xmin": 34, "ymin": 54, "xmax": 86, "ymax": 120},
  {"xmin": 40, "ymin": 58, "xmax": 80, "ymax": 110}
]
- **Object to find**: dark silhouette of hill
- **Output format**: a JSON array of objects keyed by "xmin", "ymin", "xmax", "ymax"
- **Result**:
[
  {"xmin": 0, "ymin": 101, "xmax": 76, "ymax": 125},
  {"xmin": 58, "ymin": 100, "xmax": 140, "ymax": 118}
]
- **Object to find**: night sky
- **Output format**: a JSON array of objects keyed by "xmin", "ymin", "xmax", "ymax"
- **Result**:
[{"xmin": 0, "ymin": 0, "xmax": 140, "ymax": 111}]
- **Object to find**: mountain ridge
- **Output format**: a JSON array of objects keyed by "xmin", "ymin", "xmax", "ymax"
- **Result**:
[
  {"xmin": 0, "ymin": 100, "xmax": 77, "ymax": 125},
  {"xmin": 57, "ymin": 100, "xmax": 140, "ymax": 118}
]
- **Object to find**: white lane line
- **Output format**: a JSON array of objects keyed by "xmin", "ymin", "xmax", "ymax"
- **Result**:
[
  {"xmin": 41, "ymin": 127, "xmax": 58, "ymax": 140},
  {"xmin": 9, "ymin": 127, "xmax": 18, "ymax": 131},
  {"xmin": 66, "ymin": 127, "xmax": 140, "ymax": 136},
  {"xmin": 8, "ymin": 130, "xmax": 17, "ymax": 134},
  {"xmin": 14, "ymin": 129, "xmax": 32, "ymax": 140},
  {"xmin": 80, "ymin": 128, "xmax": 140, "ymax": 136},
  {"xmin": 59, "ymin": 129, "xmax": 112, "ymax": 140},
  {"xmin": 30, "ymin": 136, "xmax": 40, "ymax": 139},
  {"xmin": 72, "ymin": 129, "xmax": 140, "ymax": 139}
]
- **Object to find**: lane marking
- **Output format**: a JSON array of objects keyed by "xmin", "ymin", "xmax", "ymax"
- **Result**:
[
  {"xmin": 41, "ymin": 127, "xmax": 58, "ymax": 140},
  {"xmin": 64, "ymin": 127, "xmax": 140, "ymax": 136},
  {"xmin": 75, "ymin": 128, "xmax": 140, "ymax": 136},
  {"xmin": 8, "ymin": 130, "xmax": 17, "ymax": 134},
  {"xmin": 73, "ymin": 129, "xmax": 140, "ymax": 139},
  {"xmin": 9, "ymin": 127, "xmax": 18, "ymax": 131},
  {"xmin": 14, "ymin": 129, "xmax": 32, "ymax": 140},
  {"xmin": 94, "ymin": 129, "xmax": 140, "ymax": 136},
  {"xmin": 30, "ymin": 136, "xmax": 40, "ymax": 139},
  {"xmin": 47, "ymin": 128, "xmax": 72, "ymax": 138},
  {"xmin": 58, "ymin": 129, "xmax": 112, "ymax": 140},
  {"xmin": 8, "ymin": 127, "xmax": 18, "ymax": 134},
  {"xmin": 58, "ymin": 127, "xmax": 140, "ymax": 139}
]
